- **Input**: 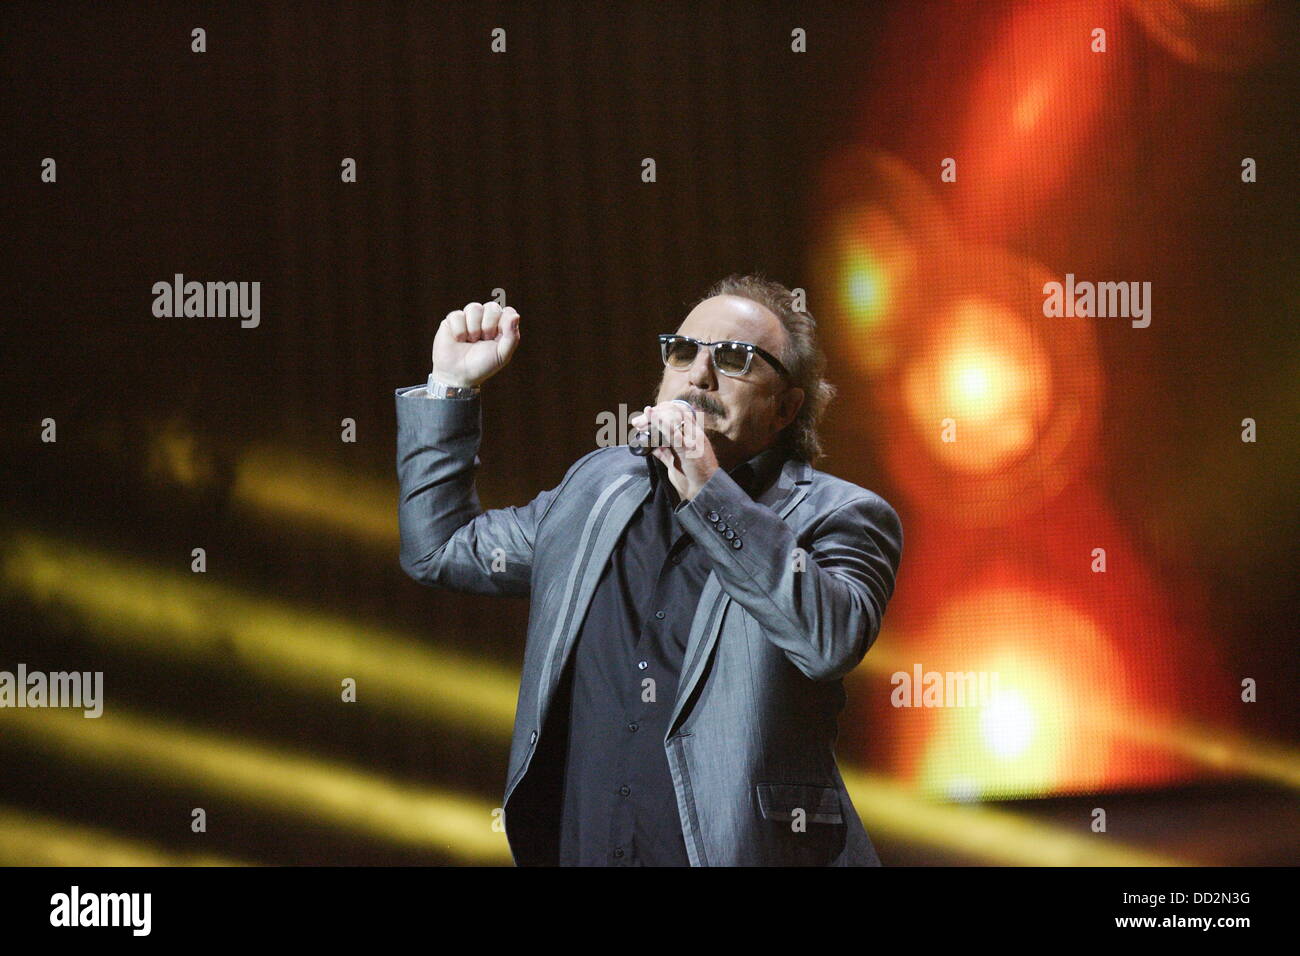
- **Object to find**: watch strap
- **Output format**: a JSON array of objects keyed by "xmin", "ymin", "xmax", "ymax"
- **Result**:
[{"xmin": 427, "ymin": 373, "xmax": 480, "ymax": 399}]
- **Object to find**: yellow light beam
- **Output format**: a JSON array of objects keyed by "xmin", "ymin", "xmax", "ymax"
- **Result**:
[
  {"xmin": 144, "ymin": 429, "xmax": 512, "ymax": 550},
  {"xmin": 5, "ymin": 532, "xmax": 1277, "ymax": 863},
  {"xmin": 1, "ymin": 706, "xmax": 512, "ymax": 864},
  {"xmin": 1, "ymin": 531, "xmax": 518, "ymax": 739},
  {"xmin": 1097, "ymin": 717, "xmax": 1300, "ymax": 791},
  {"xmin": 840, "ymin": 768, "xmax": 1185, "ymax": 867},
  {"xmin": 232, "ymin": 445, "xmax": 401, "ymax": 547},
  {"xmin": 0, "ymin": 805, "xmax": 252, "ymax": 867},
  {"xmin": 1, "ymin": 704, "xmax": 1179, "ymax": 868}
]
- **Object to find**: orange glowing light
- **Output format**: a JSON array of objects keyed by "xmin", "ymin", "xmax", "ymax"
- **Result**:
[
  {"xmin": 1011, "ymin": 76, "xmax": 1053, "ymax": 131},
  {"xmin": 905, "ymin": 586, "xmax": 1136, "ymax": 800},
  {"xmin": 867, "ymin": 246, "xmax": 1103, "ymax": 527},
  {"xmin": 903, "ymin": 298, "xmax": 1053, "ymax": 475},
  {"xmin": 952, "ymin": 0, "xmax": 1115, "ymax": 240},
  {"xmin": 812, "ymin": 149, "xmax": 960, "ymax": 377}
]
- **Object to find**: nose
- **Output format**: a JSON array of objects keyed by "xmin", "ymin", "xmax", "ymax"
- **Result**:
[{"xmin": 688, "ymin": 345, "xmax": 716, "ymax": 390}]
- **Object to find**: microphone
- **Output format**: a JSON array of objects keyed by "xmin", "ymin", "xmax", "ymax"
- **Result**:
[{"xmin": 629, "ymin": 399, "xmax": 698, "ymax": 456}]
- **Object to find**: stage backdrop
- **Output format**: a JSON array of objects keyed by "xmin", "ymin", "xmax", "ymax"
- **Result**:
[{"xmin": 2, "ymin": 0, "xmax": 1296, "ymax": 865}]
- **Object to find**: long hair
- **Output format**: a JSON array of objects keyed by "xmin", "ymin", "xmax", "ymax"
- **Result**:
[{"xmin": 692, "ymin": 273, "xmax": 836, "ymax": 463}]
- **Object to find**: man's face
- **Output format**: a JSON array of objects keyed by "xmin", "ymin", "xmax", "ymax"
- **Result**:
[{"xmin": 654, "ymin": 294, "xmax": 804, "ymax": 468}]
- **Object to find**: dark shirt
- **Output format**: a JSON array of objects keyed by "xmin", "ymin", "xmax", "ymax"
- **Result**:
[{"xmin": 554, "ymin": 443, "xmax": 789, "ymax": 866}]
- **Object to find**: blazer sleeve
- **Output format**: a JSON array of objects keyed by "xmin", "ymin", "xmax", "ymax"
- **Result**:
[
  {"xmin": 673, "ymin": 466, "xmax": 903, "ymax": 682},
  {"xmin": 395, "ymin": 384, "xmax": 585, "ymax": 597}
]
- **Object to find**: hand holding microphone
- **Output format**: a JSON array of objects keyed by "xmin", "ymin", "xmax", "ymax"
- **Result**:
[
  {"xmin": 629, "ymin": 398, "xmax": 719, "ymax": 502},
  {"xmin": 629, "ymin": 399, "xmax": 698, "ymax": 456}
]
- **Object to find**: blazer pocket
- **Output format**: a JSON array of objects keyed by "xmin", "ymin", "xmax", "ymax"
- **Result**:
[{"xmin": 755, "ymin": 783, "xmax": 843, "ymax": 825}]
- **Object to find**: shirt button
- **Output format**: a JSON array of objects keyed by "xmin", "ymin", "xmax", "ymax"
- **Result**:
[
  {"xmin": 654, "ymin": 610, "xmax": 665, "ymax": 620},
  {"xmin": 706, "ymin": 511, "xmax": 720, "ymax": 522},
  {"xmin": 637, "ymin": 660, "xmax": 648, "ymax": 670},
  {"xmin": 529, "ymin": 730, "xmax": 537, "ymax": 744},
  {"xmin": 628, "ymin": 722, "xmax": 639, "ymax": 732},
  {"xmin": 619, "ymin": 785, "xmax": 630, "ymax": 796}
]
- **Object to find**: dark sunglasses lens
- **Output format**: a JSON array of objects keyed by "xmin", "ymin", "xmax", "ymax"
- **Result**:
[
  {"xmin": 664, "ymin": 338, "xmax": 697, "ymax": 368},
  {"xmin": 713, "ymin": 343, "xmax": 749, "ymax": 374}
]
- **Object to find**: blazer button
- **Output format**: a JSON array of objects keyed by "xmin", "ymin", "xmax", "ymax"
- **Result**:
[
  {"xmin": 717, "ymin": 522, "xmax": 728, "ymax": 533},
  {"xmin": 706, "ymin": 511, "xmax": 720, "ymax": 522},
  {"xmin": 731, "ymin": 538, "xmax": 743, "ymax": 549},
  {"xmin": 724, "ymin": 529, "xmax": 735, "ymax": 540},
  {"xmin": 529, "ymin": 730, "xmax": 537, "ymax": 745}
]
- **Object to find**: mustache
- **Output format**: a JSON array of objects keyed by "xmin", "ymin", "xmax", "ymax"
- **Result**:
[{"xmin": 678, "ymin": 392, "xmax": 725, "ymax": 417}]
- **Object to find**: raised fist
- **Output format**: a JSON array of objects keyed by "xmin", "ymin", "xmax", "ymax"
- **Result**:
[{"xmin": 431, "ymin": 301, "xmax": 521, "ymax": 388}]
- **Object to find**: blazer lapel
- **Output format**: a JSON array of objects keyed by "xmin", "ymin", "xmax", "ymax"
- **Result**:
[
  {"xmin": 534, "ymin": 466, "xmax": 651, "ymax": 730},
  {"xmin": 666, "ymin": 458, "xmax": 813, "ymax": 739}
]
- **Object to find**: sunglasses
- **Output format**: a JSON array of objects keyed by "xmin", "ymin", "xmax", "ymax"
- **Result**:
[{"xmin": 659, "ymin": 333, "xmax": 791, "ymax": 381}]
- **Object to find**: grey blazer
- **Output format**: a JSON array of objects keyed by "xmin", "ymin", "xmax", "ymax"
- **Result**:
[{"xmin": 395, "ymin": 385, "xmax": 903, "ymax": 865}]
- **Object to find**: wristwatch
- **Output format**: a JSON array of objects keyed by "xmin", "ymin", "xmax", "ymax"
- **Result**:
[{"xmin": 428, "ymin": 372, "xmax": 480, "ymax": 399}]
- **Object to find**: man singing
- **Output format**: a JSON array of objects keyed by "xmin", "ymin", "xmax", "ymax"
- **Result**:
[{"xmin": 395, "ymin": 274, "xmax": 903, "ymax": 865}]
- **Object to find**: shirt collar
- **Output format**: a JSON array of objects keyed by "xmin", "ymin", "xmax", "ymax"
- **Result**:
[{"xmin": 730, "ymin": 443, "xmax": 791, "ymax": 498}]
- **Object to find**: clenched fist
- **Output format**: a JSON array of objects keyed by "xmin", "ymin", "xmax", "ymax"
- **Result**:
[{"xmin": 431, "ymin": 301, "xmax": 521, "ymax": 388}]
